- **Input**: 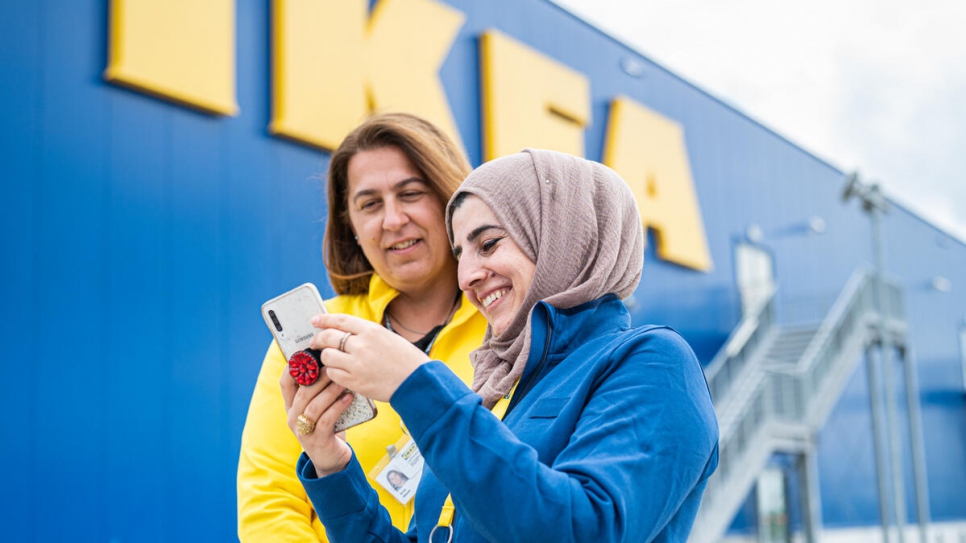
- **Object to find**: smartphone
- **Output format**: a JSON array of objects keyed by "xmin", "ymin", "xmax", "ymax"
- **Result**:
[{"xmin": 261, "ymin": 282, "xmax": 377, "ymax": 433}]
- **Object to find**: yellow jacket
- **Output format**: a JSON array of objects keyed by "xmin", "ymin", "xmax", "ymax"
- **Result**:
[{"xmin": 237, "ymin": 275, "xmax": 487, "ymax": 542}]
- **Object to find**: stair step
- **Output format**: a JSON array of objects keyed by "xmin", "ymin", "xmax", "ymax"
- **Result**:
[
  {"xmin": 690, "ymin": 272, "xmax": 906, "ymax": 543},
  {"xmin": 763, "ymin": 328, "xmax": 819, "ymax": 363}
]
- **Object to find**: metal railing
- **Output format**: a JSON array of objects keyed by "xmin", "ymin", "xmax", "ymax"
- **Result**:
[
  {"xmin": 769, "ymin": 269, "xmax": 904, "ymax": 426},
  {"xmin": 767, "ymin": 269, "xmax": 872, "ymax": 421},
  {"xmin": 690, "ymin": 269, "xmax": 905, "ymax": 543},
  {"xmin": 704, "ymin": 285, "xmax": 777, "ymax": 406}
]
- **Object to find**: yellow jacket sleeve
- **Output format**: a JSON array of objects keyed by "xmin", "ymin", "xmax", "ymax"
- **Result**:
[{"xmin": 237, "ymin": 341, "xmax": 328, "ymax": 542}]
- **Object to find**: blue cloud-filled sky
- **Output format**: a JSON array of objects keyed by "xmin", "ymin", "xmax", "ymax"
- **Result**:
[{"xmin": 552, "ymin": 0, "xmax": 966, "ymax": 242}]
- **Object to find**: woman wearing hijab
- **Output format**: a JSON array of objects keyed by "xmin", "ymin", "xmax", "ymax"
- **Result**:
[{"xmin": 283, "ymin": 149, "xmax": 719, "ymax": 542}]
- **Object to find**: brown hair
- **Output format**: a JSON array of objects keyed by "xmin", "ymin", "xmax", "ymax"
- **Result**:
[{"xmin": 324, "ymin": 112, "xmax": 471, "ymax": 295}]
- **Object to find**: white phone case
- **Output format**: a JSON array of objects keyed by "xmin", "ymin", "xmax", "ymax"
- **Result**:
[{"xmin": 261, "ymin": 283, "xmax": 377, "ymax": 432}]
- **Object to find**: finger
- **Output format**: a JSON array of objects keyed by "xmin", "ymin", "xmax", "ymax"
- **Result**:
[
  {"xmin": 308, "ymin": 329, "xmax": 330, "ymax": 352},
  {"xmin": 309, "ymin": 327, "xmax": 359, "ymax": 354},
  {"xmin": 299, "ymin": 379, "xmax": 347, "ymax": 424},
  {"xmin": 280, "ymin": 369, "xmax": 298, "ymax": 412},
  {"xmin": 310, "ymin": 313, "xmax": 373, "ymax": 335},
  {"xmin": 280, "ymin": 358, "xmax": 331, "ymax": 411},
  {"xmin": 282, "ymin": 363, "xmax": 333, "ymax": 407},
  {"xmin": 287, "ymin": 368, "xmax": 333, "ymax": 425},
  {"xmin": 319, "ymin": 361, "xmax": 354, "ymax": 389},
  {"xmin": 318, "ymin": 345, "xmax": 369, "ymax": 386},
  {"xmin": 312, "ymin": 389, "xmax": 354, "ymax": 433}
]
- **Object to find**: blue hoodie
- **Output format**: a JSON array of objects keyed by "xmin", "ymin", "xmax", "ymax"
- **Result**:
[{"xmin": 298, "ymin": 294, "xmax": 719, "ymax": 542}]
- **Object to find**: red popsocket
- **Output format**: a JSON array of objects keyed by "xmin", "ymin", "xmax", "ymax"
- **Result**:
[{"xmin": 289, "ymin": 348, "xmax": 322, "ymax": 386}]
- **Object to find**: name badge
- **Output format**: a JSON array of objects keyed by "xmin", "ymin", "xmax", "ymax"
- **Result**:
[{"xmin": 369, "ymin": 435, "xmax": 423, "ymax": 505}]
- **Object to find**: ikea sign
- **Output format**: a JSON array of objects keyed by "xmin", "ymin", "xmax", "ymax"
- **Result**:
[{"xmin": 104, "ymin": 0, "xmax": 712, "ymax": 271}]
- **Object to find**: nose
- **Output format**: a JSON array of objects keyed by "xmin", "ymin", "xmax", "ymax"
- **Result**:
[
  {"xmin": 458, "ymin": 253, "xmax": 488, "ymax": 292},
  {"xmin": 382, "ymin": 199, "xmax": 409, "ymax": 231}
]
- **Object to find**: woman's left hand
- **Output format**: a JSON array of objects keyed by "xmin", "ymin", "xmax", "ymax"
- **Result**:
[{"xmin": 310, "ymin": 313, "xmax": 431, "ymax": 402}]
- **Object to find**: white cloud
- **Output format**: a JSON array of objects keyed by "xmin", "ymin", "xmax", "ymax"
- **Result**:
[{"xmin": 552, "ymin": 0, "xmax": 966, "ymax": 241}]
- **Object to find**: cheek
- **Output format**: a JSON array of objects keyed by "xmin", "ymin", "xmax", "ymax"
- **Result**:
[
  {"xmin": 351, "ymin": 215, "xmax": 378, "ymax": 241},
  {"xmin": 426, "ymin": 228, "xmax": 452, "ymax": 255},
  {"xmin": 511, "ymin": 261, "xmax": 535, "ymax": 292}
]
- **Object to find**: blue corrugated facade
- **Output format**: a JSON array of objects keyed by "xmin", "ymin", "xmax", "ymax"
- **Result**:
[{"xmin": 1, "ymin": 1, "xmax": 963, "ymax": 541}]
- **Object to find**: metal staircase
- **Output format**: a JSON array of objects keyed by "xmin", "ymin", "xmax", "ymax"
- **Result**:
[{"xmin": 688, "ymin": 269, "xmax": 907, "ymax": 543}]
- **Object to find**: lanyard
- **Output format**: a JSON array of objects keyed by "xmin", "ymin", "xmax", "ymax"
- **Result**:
[
  {"xmin": 431, "ymin": 381, "xmax": 519, "ymax": 542},
  {"xmin": 384, "ymin": 312, "xmax": 440, "ymax": 355}
]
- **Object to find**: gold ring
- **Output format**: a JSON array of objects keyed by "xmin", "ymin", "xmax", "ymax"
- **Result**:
[
  {"xmin": 338, "ymin": 331, "xmax": 352, "ymax": 352},
  {"xmin": 296, "ymin": 414, "xmax": 316, "ymax": 435}
]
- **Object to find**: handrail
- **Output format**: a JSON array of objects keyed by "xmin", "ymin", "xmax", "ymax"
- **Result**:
[
  {"xmin": 704, "ymin": 284, "xmax": 778, "ymax": 404},
  {"xmin": 710, "ymin": 371, "xmax": 768, "ymax": 484},
  {"xmin": 691, "ymin": 268, "xmax": 903, "ymax": 543},
  {"xmin": 770, "ymin": 269, "xmax": 905, "ymax": 424}
]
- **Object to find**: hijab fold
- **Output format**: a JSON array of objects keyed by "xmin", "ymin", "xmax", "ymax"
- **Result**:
[{"xmin": 447, "ymin": 149, "xmax": 644, "ymax": 408}]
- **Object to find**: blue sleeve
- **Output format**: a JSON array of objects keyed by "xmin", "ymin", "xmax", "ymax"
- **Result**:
[
  {"xmin": 392, "ymin": 330, "xmax": 718, "ymax": 542},
  {"xmin": 296, "ymin": 451, "xmax": 415, "ymax": 543}
]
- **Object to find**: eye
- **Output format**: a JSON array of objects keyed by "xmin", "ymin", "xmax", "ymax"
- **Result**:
[
  {"xmin": 480, "ymin": 237, "xmax": 501, "ymax": 254},
  {"xmin": 358, "ymin": 198, "xmax": 380, "ymax": 211},
  {"xmin": 399, "ymin": 190, "xmax": 424, "ymax": 200},
  {"xmin": 452, "ymin": 246, "xmax": 462, "ymax": 260}
]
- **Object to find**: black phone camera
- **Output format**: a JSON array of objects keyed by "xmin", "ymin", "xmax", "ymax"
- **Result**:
[{"xmin": 268, "ymin": 309, "xmax": 283, "ymax": 332}]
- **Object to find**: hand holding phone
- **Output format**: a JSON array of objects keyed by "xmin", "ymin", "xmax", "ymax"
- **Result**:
[{"xmin": 261, "ymin": 283, "xmax": 377, "ymax": 432}]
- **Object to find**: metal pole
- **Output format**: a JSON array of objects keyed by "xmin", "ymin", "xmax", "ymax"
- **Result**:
[
  {"xmin": 782, "ymin": 468, "xmax": 795, "ymax": 543},
  {"xmin": 797, "ymin": 449, "xmax": 822, "ymax": 543},
  {"xmin": 870, "ymin": 196, "xmax": 907, "ymax": 543},
  {"xmin": 900, "ymin": 346, "xmax": 931, "ymax": 543},
  {"xmin": 866, "ymin": 345, "xmax": 893, "ymax": 543}
]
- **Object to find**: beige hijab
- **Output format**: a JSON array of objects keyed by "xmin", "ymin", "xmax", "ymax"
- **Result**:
[{"xmin": 446, "ymin": 149, "xmax": 644, "ymax": 408}]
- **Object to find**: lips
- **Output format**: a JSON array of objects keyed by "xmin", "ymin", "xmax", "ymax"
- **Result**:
[
  {"xmin": 388, "ymin": 238, "xmax": 419, "ymax": 251},
  {"xmin": 481, "ymin": 288, "xmax": 508, "ymax": 309}
]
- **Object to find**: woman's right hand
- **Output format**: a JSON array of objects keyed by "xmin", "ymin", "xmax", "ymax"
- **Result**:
[{"xmin": 280, "ymin": 366, "xmax": 355, "ymax": 478}]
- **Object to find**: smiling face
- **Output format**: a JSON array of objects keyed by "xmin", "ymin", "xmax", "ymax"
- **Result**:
[
  {"xmin": 346, "ymin": 146, "xmax": 455, "ymax": 296},
  {"xmin": 451, "ymin": 195, "xmax": 536, "ymax": 336}
]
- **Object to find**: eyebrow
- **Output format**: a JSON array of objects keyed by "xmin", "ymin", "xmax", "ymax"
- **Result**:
[
  {"xmin": 466, "ymin": 224, "xmax": 502, "ymax": 244},
  {"xmin": 351, "ymin": 177, "xmax": 426, "ymax": 205},
  {"xmin": 453, "ymin": 224, "xmax": 503, "ymax": 258}
]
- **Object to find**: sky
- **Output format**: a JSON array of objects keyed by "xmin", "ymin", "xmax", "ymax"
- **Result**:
[{"xmin": 551, "ymin": 0, "xmax": 966, "ymax": 243}]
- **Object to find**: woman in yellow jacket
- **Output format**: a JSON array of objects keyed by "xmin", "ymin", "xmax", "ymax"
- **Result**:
[{"xmin": 237, "ymin": 113, "xmax": 487, "ymax": 542}]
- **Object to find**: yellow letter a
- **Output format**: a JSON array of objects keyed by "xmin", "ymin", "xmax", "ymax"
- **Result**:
[{"xmin": 604, "ymin": 97, "xmax": 713, "ymax": 271}]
